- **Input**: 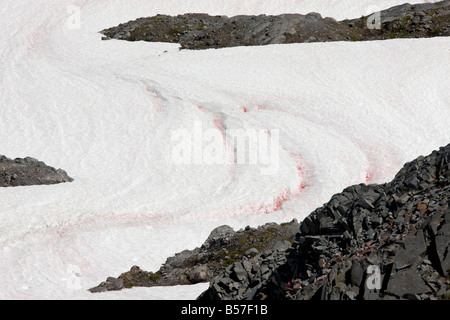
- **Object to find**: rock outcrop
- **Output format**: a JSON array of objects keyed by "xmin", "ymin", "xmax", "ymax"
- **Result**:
[
  {"xmin": 88, "ymin": 220, "xmax": 300, "ymax": 293},
  {"xmin": 198, "ymin": 144, "xmax": 450, "ymax": 300},
  {"xmin": 0, "ymin": 155, "xmax": 73, "ymax": 187},
  {"xmin": 100, "ymin": 0, "xmax": 450, "ymax": 49}
]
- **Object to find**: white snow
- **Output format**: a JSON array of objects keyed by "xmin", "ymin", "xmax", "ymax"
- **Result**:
[{"xmin": 0, "ymin": 0, "xmax": 449, "ymax": 299}]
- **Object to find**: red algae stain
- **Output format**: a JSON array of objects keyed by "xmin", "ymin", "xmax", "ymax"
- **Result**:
[
  {"xmin": 365, "ymin": 170, "xmax": 374, "ymax": 183},
  {"xmin": 213, "ymin": 118, "xmax": 225, "ymax": 135},
  {"xmin": 267, "ymin": 187, "xmax": 291, "ymax": 213}
]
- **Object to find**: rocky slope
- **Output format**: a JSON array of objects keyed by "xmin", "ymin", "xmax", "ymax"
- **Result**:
[
  {"xmin": 0, "ymin": 155, "xmax": 73, "ymax": 187},
  {"xmin": 89, "ymin": 220, "xmax": 300, "ymax": 292},
  {"xmin": 199, "ymin": 144, "xmax": 450, "ymax": 300},
  {"xmin": 100, "ymin": 0, "xmax": 450, "ymax": 49}
]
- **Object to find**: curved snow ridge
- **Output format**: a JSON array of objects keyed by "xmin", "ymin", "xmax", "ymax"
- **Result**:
[{"xmin": 0, "ymin": 0, "xmax": 449, "ymax": 299}]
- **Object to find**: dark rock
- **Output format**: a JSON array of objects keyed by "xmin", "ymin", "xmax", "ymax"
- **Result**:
[
  {"xmin": 386, "ymin": 267, "xmax": 430, "ymax": 298},
  {"xmin": 99, "ymin": 0, "xmax": 450, "ymax": 50},
  {"xmin": 394, "ymin": 230, "xmax": 427, "ymax": 269},
  {"xmin": 88, "ymin": 220, "xmax": 300, "ymax": 293},
  {"xmin": 350, "ymin": 259, "xmax": 367, "ymax": 287},
  {"xmin": 198, "ymin": 143, "xmax": 450, "ymax": 300},
  {"xmin": 0, "ymin": 155, "xmax": 73, "ymax": 187},
  {"xmin": 231, "ymin": 262, "xmax": 248, "ymax": 282}
]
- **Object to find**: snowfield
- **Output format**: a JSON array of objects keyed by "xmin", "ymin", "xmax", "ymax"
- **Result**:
[{"xmin": 0, "ymin": 0, "xmax": 449, "ymax": 299}]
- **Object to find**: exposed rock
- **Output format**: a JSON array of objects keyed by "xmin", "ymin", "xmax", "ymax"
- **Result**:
[
  {"xmin": 88, "ymin": 219, "xmax": 300, "ymax": 292},
  {"xmin": 0, "ymin": 155, "xmax": 73, "ymax": 187},
  {"xmin": 187, "ymin": 265, "xmax": 209, "ymax": 283},
  {"xmin": 100, "ymin": 0, "xmax": 450, "ymax": 50},
  {"xmin": 386, "ymin": 266, "xmax": 430, "ymax": 298},
  {"xmin": 198, "ymin": 143, "xmax": 450, "ymax": 300}
]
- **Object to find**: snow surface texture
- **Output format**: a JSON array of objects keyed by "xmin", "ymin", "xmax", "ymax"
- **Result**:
[{"xmin": 0, "ymin": 0, "xmax": 449, "ymax": 299}]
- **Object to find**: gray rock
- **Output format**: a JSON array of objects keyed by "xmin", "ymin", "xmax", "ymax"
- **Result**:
[
  {"xmin": 386, "ymin": 267, "xmax": 430, "ymax": 297},
  {"xmin": 205, "ymin": 225, "xmax": 235, "ymax": 245},
  {"xmin": 0, "ymin": 155, "xmax": 73, "ymax": 187},
  {"xmin": 244, "ymin": 248, "xmax": 259, "ymax": 257},
  {"xmin": 273, "ymin": 241, "xmax": 290, "ymax": 252},
  {"xmin": 394, "ymin": 230, "xmax": 427, "ymax": 269},
  {"xmin": 231, "ymin": 262, "xmax": 248, "ymax": 282},
  {"xmin": 188, "ymin": 265, "xmax": 209, "ymax": 283},
  {"xmin": 100, "ymin": 1, "xmax": 450, "ymax": 50}
]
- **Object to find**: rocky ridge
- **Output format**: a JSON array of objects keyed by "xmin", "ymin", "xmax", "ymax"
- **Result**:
[
  {"xmin": 100, "ymin": 0, "xmax": 450, "ymax": 49},
  {"xmin": 198, "ymin": 144, "xmax": 450, "ymax": 300},
  {"xmin": 89, "ymin": 221, "xmax": 300, "ymax": 292},
  {"xmin": 0, "ymin": 155, "xmax": 73, "ymax": 187}
]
